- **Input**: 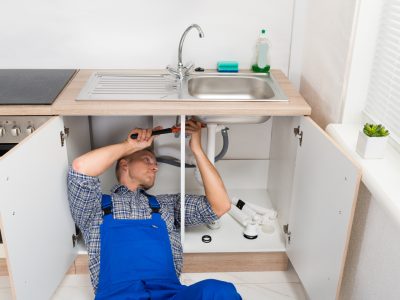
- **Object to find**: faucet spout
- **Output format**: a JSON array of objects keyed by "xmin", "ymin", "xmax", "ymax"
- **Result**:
[
  {"xmin": 167, "ymin": 24, "xmax": 204, "ymax": 81},
  {"xmin": 178, "ymin": 24, "xmax": 204, "ymax": 68}
]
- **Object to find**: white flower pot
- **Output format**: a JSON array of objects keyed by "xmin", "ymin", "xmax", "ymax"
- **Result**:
[{"xmin": 356, "ymin": 131, "xmax": 388, "ymax": 159}]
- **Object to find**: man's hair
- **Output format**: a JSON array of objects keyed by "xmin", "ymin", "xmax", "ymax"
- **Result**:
[{"xmin": 115, "ymin": 147, "xmax": 156, "ymax": 182}]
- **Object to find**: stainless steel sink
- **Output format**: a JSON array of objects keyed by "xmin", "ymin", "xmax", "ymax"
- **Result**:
[
  {"xmin": 188, "ymin": 75, "xmax": 275, "ymax": 100},
  {"xmin": 77, "ymin": 72, "xmax": 287, "ymax": 102},
  {"xmin": 185, "ymin": 73, "xmax": 287, "ymax": 101}
]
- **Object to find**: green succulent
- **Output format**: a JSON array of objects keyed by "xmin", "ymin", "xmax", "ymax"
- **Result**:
[{"xmin": 363, "ymin": 123, "xmax": 390, "ymax": 137}]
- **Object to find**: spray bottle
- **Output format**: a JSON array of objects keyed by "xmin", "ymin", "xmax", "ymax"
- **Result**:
[{"xmin": 252, "ymin": 29, "xmax": 271, "ymax": 73}]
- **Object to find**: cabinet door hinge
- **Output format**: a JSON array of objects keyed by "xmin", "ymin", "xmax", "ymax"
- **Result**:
[
  {"xmin": 72, "ymin": 234, "xmax": 78, "ymax": 247},
  {"xmin": 293, "ymin": 126, "xmax": 303, "ymax": 147},
  {"xmin": 72, "ymin": 224, "xmax": 82, "ymax": 247},
  {"xmin": 283, "ymin": 224, "xmax": 291, "ymax": 245},
  {"xmin": 60, "ymin": 127, "xmax": 70, "ymax": 147},
  {"xmin": 72, "ymin": 225, "xmax": 81, "ymax": 247}
]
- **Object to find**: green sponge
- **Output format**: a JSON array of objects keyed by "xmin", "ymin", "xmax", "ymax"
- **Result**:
[{"xmin": 217, "ymin": 61, "xmax": 239, "ymax": 72}]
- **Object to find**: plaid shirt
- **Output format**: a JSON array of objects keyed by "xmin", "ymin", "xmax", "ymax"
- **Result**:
[{"xmin": 67, "ymin": 167, "xmax": 218, "ymax": 291}]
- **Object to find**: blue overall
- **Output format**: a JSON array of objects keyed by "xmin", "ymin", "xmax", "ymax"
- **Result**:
[{"xmin": 95, "ymin": 193, "xmax": 242, "ymax": 300}]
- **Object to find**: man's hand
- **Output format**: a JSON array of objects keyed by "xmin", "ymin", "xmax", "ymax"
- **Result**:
[
  {"xmin": 185, "ymin": 119, "xmax": 205, "ymax": 155},
  {"xmin": 72, "ymin": 126, "xmax": 162, "ymax": 177},
  {"xmin": 185, "ymin": 119, "xmax": 231, "ymax": 217},
  {"xmin": 125, "ymin": 126, "xmax": 162, "ymax": 153}
]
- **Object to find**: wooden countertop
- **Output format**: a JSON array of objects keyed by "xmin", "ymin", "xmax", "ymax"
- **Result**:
[
  {"xmin": 1, "ymin": 69, "xmax": 311, "ymax": 116},
  {"xmin": 0, "ymin": 104, "xmax": 53, "ymax": 116}
]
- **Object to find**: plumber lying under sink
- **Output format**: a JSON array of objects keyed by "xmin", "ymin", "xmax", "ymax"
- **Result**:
[{"xmin": 67, "ymin": 118, "xmax": 242, "ymax": 300}]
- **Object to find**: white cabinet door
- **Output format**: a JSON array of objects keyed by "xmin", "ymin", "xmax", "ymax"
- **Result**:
[
  {"xmin": 287, "ymin": 117, "xmax": 361, "ymax": 300},
  {"xmin": 0, "ymin": 116, "xmax": 77, "ymax": 300}
]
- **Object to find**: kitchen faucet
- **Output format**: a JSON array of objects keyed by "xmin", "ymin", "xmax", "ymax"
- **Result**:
[{"xmin": 167, "ymin": 24, "xmax": 204, "ymax": 81}]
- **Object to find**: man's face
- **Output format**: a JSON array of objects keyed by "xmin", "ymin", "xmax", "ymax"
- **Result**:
[{"xmin": 125, "ymin": 150, "xmax": 158, "ymax": 189}]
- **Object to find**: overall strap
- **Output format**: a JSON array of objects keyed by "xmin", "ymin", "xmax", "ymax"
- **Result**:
[
  {"xmin": 101, "ymin": 194, "xmax": 113, "ymax": 216},
  {"xmin": 140, "ymin": 190, "xmax": 161, "ymax": 214}
]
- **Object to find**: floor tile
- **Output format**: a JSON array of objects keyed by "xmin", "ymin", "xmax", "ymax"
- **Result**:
[
  {"xmin": 0, "ymin": 276, "xmax": 11, "ymax": 288},
  {"xmin": 52, "ymin": 286, "xmax": 94, "ymax": 300},
  {"xmin": 0, "ymin": 288, "xmax": 13, "ymax": 300},
  {"xmin": 57, "ymin": 274, "xmax": 92, "ymax": 287},
  {"xmin": 236, "ymin": 283, "xmax": 306, "ymax": 300},
  {"xmin": 181, "ymin": 268, "xmax": 300, "ymax": 285},
  {"xmin": 1, "ymin": 267, "xmax": 307, "ymax": 300}
]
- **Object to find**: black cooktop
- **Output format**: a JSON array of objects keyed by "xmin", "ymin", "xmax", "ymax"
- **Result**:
[{"xmin": 0, "ymin": 69, "xmax": 77, "ymax": 105}]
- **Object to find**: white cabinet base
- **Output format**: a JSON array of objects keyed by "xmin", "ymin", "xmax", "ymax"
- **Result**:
[{"xmin": 185, "ymin": 189, "xmax": 285, "ymax": 253}]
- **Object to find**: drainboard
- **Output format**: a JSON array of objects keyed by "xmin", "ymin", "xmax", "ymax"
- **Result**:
[{"xmin": 77, "ymin": 73, "xmax": 178, "ymax": 100}]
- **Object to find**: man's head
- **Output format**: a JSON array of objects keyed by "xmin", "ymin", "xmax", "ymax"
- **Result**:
[{"xmin": 115, "ymin": 148, "xmax": 158, "ymax": 190}]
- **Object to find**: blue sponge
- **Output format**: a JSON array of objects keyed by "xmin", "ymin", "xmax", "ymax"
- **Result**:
[{"xmin": 217, "ymin": 61, "xmax": 239, "ymax": 72}]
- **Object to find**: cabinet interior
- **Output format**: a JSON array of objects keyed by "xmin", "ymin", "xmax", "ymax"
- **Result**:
[{"xmin": 67, "ymin": 115, "xmax": 297, "ymax": 254}]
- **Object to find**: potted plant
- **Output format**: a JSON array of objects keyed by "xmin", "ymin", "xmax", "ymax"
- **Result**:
[{"xmin": 356, "ymin": 123, "xmax": 390, "ymax": 159}]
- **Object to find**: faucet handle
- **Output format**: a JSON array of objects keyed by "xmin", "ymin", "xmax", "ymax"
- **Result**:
[
  {"xmin": 166, "ymin": 65, "xmax": 180, "ymax": 78},
  {"xmin": 184, "ymin": 62, "xmax": 194, "ymax": 74}
]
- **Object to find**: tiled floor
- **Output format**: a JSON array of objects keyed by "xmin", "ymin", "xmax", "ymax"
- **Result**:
[{"xmin": 0, "ymin": 266, "xmax": 306, "ymax": 299}]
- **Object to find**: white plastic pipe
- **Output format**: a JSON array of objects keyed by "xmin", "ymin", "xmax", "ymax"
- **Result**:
[
  {"xmin": 194, "ymin": 123, "xmax": 223, "ymax": 230},
  {"xmin": 194, "ymin": 123, "xmax": 220, "ymax": 185},
  {"xmin": 206, "ymin": 123, "xmax": 218, "ymax": 165},
  {"xmin": 231, "ymin": 196, "xmax": 277, "ymax": 219},
  {"xmin": 228, "ymin": 205, "xmax": 251, "ymax": 227},
  {"xmin": 180, "ymin": 115, "xmax": 186, "ymax": 248}
]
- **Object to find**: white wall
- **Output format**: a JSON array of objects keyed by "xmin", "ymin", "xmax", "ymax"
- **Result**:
[
  {"xmin": 1, "ymin": 0, "xmax": 293, "ymax": 73},
  {"xmin": 340, "ymin": 0, "xmax": 383, "ymax": 124},
  {"xmin": 287, "ymin": 0, "xmax": 308, "ymax": 90},
  {"xmin": 340, "ymin": 183, "xmax": 400, "ymax": 300},
  {"xmin": 290, "ymin": 0, "xmax": 358, "ymax": 128}
]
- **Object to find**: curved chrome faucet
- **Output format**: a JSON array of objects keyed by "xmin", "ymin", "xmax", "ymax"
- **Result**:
[{"xmin": 167, "ymin": 24, "xmax": 204, "ymax": 81}]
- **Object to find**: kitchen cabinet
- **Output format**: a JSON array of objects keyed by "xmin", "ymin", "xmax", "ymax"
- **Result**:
[
  {"xmin": 268, "ymin": 116, "xmax": 360, "ymax": 299},
  {"xmin": 0, "ymin": 113, "xmax": 360, "ymax": 300},
  {"xmin": 0, "ymin": 116, "xmax": 91, "ymax": 299},
  {"xmin": 0, "ymin": 69, "xmax": 359, "ymax": 300}
]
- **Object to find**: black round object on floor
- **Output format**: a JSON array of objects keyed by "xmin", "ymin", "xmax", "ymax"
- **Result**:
[
  {"xmin": 243, "ymin": 233, "xmax": 258, "ymax": 240},
  {"xmin": 201, "ymin": 235, "xmax": 212, "ymax": 243}
]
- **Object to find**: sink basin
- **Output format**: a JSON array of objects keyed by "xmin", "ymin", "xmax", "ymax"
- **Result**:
[
  {"xmin": 188, "ymin": 75, "xmax": 274, "ymax": 100},
  {"xmin": 186, "ymin": 73, "xmax": 287, "ymax": 101}
]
